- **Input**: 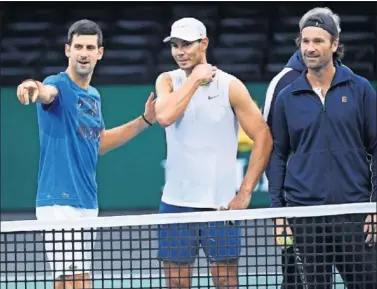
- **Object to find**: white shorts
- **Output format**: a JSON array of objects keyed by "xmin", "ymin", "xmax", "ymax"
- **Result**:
[{"xmin": 36, "ymin": 205, "xmax": 98, "ymax": 279}]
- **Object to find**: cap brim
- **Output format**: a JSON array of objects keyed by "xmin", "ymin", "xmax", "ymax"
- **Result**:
[
  {"xmin": 163, "ymin": 34, "xmax": 202, "ymax": 43},
  {"xmin": 163, "ymin": 36, "xmax": 172, "ymax": 43}
]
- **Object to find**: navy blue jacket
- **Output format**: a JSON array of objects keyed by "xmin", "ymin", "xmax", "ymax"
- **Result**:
[{"xmin": 269, "ymin": 65, "xmax": 377, "ymax": 207}]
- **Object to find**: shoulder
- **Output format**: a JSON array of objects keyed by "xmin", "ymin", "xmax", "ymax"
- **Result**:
[
  {"xmin": 268, "ymin": 68, "xmax": 301, "ymax": 93},
  {"xmin": 156, "ymin": 71, "xmax": 173, "ymax": 83},
  {"xmin": 346, "ymin": 71, "xmax": 376, "ymax": 100},
  {"xmin": 226, "ymin": 73, "xmax": 252, "ymax": 107},
  {"xmin": 88, "ymin": 86, "xmax": 101, "ymax": 98},
  {"xmin": 268, "ymin": 67, "xmax": 293, "ymax": 87},
  {"xmin": 263, "ymin": 68, "xmax": 300, "ymax": 119},
  {"xmin": 217, "ymin": 68, "xmax": 237, "ymax": 84},
  {"xmin": 351, "ymin": 75, "xmax": 376, "ymax": 106},
  {"xmin": 350, "ymin": 72, "xmax": 372, "ymax": 89},
  {"xmin": 215, "ymin": 68, "xmax": 241, "ymax": 87},
  {"xmin": 226, "ymin": 73, "xmax": 245, "ymax": 92},
  {"xmin": 275, "ymin": 82, "xmax": 295, "ymax": 107},
  {"xmin": 278, "ymin": 82, "xmax": 295, "ymax": 97},
  {"xmin": 155, "ymin": 72, "xmax": 173, "ymax": 92},
  {"xmin": 161, "ymin": 68, "xmax": 183, "ymax": 81},
  {"xmin": 42, "ymin": 72, "xmax": 66, "ymax": 87}
]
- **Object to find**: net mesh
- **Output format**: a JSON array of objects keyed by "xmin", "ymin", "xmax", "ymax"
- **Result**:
[{"xmin": 1, "ymin": 202, "xmax": 376, "ymax": 289}]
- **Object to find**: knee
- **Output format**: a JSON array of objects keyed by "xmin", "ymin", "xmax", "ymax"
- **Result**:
[
  {"xmin": 55, "ymin": 273, "xmax": 91, "ymax": 289},
  {"xmin": 164, "ymin": 263, "xmax": 192, "ymax": 289},
  {"xmin": 168, "ymin": 277, "xmax": 191, "ymax": 288},
  {"xmin": 215, "ymin": 275, "xmax": 237, "ymax": 289},
  {"xmin": 217, "ymin": 276, "xmax": 229, "ymax": 286},
  {"xmin": 212, "ymin": 267, "xmax": 238, "ymax": 288}
]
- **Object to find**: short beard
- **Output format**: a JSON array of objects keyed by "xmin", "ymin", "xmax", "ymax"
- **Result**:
[
  {"xmin": 307, "ymin": 58, "xmax": 332, "ymax": 77},
  {"xmin": 75, "ymin": 64, "xmax": 92, "ymax": 79}
]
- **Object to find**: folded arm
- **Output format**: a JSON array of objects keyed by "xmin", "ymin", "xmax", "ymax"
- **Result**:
[{"xmin": 155, "ymin": 72, "xmax": 201, "ymax": 127}]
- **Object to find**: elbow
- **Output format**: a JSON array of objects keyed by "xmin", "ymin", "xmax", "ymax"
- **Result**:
[
  {"xmin": 155, "ymin": 107, "xmax": 174, "ymax": 128},
  {"xmin": 156, "ymin": 114, "xmax": 173, "ymax": 128},
  {"xmin": 259, "ymin": 125, "xmax": 273, "ymax": 152},
  {"xmin": 98, "ymin": 146, "xmax": 107, "ymax": 156}
]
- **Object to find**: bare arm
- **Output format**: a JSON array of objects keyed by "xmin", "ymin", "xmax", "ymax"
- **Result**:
[
  {"xmin": 99, "ymin": 116, "xmax": 150, "ymax": 155},
  {"xmin": 155, "ymin": 72, "xmax": 201, "ymax": 127},
  {"xmin": 99, "ymin": 92, "xmax": 156, "ymax": 155},
  {"xmin": 155, "ymin": 64, "xmax": 216, "ymax": 127},
  {"xmin": 230, "ymin": 78, "xmax": 273, "ymax": 199},
  {"xmin": 17, "ymin": 80, "xmax": 58, "ymax": 105}
]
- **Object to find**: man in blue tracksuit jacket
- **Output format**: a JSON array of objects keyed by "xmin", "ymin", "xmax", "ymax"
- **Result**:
[
  {"xmin": 269, "ymin": 8, "xmax": 377, "ymax": 289},
  {"xmin": 263, "ymin": 49, "xmax": 354, "ymax": 289}
]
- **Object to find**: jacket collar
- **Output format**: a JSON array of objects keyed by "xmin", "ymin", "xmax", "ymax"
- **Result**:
[{"xmin": 292, "ymin": 64, "xmax": 352, "ymax": 94}]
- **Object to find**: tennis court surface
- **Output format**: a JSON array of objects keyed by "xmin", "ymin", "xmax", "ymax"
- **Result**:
[{"xmin": 1, "ymin": 203, "xmax": 376, "ymax": 288}]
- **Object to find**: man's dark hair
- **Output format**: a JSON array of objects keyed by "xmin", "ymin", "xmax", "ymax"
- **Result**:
[
  {"xmin": 295, "ymin": 34, "xmax": 345, "ymax": 61},
  {"xmin": 67, "ymin": 19, "xmax": 103, "ymax": 47}
]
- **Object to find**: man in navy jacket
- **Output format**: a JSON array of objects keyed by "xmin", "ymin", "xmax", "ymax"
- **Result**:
[
  {"xmin": 269, "ymin": 7, "xmax": 377, "ymax": 288},
  {"xmin": 263, "ymin": 45, "xmax": 353, "ymax": 289}
]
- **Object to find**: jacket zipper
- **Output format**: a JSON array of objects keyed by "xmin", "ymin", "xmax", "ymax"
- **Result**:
[
  {"xmin": 284, "ymin": 153, "xmax": 294, "ymax": 204},
  {"xmin": 318, "ymin": 90, "xmax": 335, "ymax": 204}
]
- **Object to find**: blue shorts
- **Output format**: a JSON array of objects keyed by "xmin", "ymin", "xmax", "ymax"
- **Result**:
[{"xmin": 157, "ymin": 201, "xmax": 242, "ymax": 264}]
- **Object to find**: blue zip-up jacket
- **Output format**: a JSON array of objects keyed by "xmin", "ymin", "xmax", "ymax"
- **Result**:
[{"xmin": 269, "ymin": 65, "xmax": 377, "ymax": 207}]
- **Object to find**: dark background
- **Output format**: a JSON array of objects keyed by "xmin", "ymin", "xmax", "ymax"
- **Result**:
[{"xmin": 1, "ymin": 1, "xmax": 376, "ymax": 86}]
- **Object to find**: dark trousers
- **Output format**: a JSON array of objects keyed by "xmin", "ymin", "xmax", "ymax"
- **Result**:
[{"xmin": 286, "ymin": 214, "xmax": 377, "ymax": 289}]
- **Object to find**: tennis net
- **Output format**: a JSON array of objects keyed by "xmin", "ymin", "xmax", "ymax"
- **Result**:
[{"xmin": 1, "ymin": 202, "xmax": 376, "ymax": 289}]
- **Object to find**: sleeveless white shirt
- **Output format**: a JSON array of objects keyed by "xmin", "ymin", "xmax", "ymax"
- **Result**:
[{"xmin": 161, "ymin": 68, "xmax": 239, "ymax": 208}]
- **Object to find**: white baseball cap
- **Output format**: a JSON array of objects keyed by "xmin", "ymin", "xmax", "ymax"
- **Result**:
[{"xmin": 163, "ymin": 17, "xmax": 207, "ymax": 43}]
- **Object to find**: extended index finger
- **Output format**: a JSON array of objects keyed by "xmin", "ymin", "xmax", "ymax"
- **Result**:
[
  {"xmin": 17, "ymin": 85, "xmax": 23, "ymax": 102},
  {"xmin": 23, "ymin": 88, "xmax": 30, "ymax": 105},
  {"xmin": 31, "ymin": 89, "xmax": 38, "ymax": 103}
]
